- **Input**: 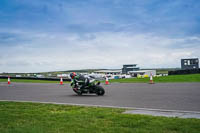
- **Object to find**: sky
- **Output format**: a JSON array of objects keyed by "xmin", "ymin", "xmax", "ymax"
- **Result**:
[{"xmin": 0, "ymin": 0, "xmax": 200, "ymax": 73}]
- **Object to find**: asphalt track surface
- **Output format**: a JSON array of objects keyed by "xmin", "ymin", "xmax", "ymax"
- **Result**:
[{"xmin": 0, "ymin": 82, "xmax": 200, "ymax": 112}]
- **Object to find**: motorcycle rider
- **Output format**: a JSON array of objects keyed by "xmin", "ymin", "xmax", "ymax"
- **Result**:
[{"xmin": 70, "ymin": 72, "xmax": 89, "ymax": 90}]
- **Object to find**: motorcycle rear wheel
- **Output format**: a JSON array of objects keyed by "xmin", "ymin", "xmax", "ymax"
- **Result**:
[
  {"xmin": 73, "ymin": 88, "xmax": 82, "ymax": 95},
  {"xmin": 77, "ymin": 92, "xmax": 82, "ymax": 95}
]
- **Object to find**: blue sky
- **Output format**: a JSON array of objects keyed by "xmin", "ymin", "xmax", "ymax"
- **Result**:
[{"xmin": 0, "ymin": 0, "xmax": 200, "ymax": 72}]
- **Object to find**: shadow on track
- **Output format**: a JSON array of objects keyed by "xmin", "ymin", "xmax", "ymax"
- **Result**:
[{"xmin": 65, "ymin": 94, "xmax": 99, "ymax": 97}]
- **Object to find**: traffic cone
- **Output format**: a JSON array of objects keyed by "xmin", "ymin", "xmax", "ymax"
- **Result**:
[
  {"xmin": 105, "ymin": 77, "xmax": 110, "ymax": 85},
  {"xmin": 60, "ymin": 77, "xmax": 63, "ymax": 85},
  {"xmin": 149, "ymin": 73, "xmax": 154, "ymax": 84},
  {"xmin": 8, "ymin": 76, "xmax": 11, "ymax": 85}
]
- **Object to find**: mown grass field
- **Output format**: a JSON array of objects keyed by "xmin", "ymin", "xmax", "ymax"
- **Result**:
[
  {"xmin": 0, "ymin": 101, "xmax": 200, "ymax": 133},
  {"xmin": 110, "ymin": 74, "xmax": 200, "ymax": 83}
]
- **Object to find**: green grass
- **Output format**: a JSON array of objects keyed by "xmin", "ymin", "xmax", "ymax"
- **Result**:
[
  {"xmin": 0, "ymin": 101, "xmax": 200, "ymax": 133},
  {"xmin": 0, "ymin": 79, "xmax": 70, "ymax": 84},
  {"xmin": 110, "ymin": 74, "xmax": 200, "ymax": 83},
  {"xmin": 1, "ymin": 74, "xmax": 200, "ymax": 83}
]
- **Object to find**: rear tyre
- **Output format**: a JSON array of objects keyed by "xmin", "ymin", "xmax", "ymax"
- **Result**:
[
  {"xmin": 73, "ymin": 88, "xmax": 82, "ymax": 96},
  {"xmin": 77, "ymin": 92, "xmax": 82, "ymax": 96},
  {"xmin": 96, "ymin": 85, "xmax": 105, "ymax": 96}
]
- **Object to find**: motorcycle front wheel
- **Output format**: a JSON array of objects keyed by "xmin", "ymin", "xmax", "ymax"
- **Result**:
[{"xmin": 95, "ymin": 85, "xmax": 105, "ymax": 96}]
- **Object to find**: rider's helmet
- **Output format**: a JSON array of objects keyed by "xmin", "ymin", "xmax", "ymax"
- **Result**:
[{"xmin": 70, "ymin": 72, "xmax": 76, "ymax": 79}]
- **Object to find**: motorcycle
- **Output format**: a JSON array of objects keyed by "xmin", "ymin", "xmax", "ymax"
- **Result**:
[{"xmin": 70, "ymin": 78, "xmax": 105, "ymax": 96}]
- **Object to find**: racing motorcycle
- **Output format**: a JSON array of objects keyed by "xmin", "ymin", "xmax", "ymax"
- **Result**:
[{"xmin": 70, "ymin": 78, "xmax": 105, "ymax": 96}]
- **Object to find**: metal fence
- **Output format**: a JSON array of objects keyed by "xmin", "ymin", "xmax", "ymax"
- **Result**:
[{"xmin": 168, "ymin": 69, "xmax": 200, "ymax": 75}]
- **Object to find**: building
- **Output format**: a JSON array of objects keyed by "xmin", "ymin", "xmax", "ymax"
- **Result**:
[
  {"xmin": 94, "ymin": 70, "xmax": 122, "ymax": 75},
  {"xmin": 57, "ymin": 74, "xmax": 68, "ymax": 77},
  {"xmin": 122, "ymin": 64, "xmax": 140, "ymax": 74},
  {"xmin": 36, "ymin": 75, "xmax": 44, "ymax": 78},
  {"xmin": 129, "ymin": 70, "xmax": 156, "ymax": 77},
  {"xmin": 16, "ymin": 75, "xmax": 22, "ymax": 77},
  {"xmin": 181, "ymin": 58, "xmax": 199, "ymax": 70}
]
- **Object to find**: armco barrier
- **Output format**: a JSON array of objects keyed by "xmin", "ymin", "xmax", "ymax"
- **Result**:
[
  {"xmin": 168, "ymin": 69, "xmax": 200, "ymax": 75},
  {"xmin": 0, "ymin": 76, "xmax": 71, "ymax": 81}
]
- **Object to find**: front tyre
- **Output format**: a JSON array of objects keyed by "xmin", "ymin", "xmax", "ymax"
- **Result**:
[{"xmin": 96, "ymin": 85, "xmax": 105, "ymax": 96}]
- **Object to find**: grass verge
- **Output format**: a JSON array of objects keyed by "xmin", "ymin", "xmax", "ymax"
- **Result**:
[
  {"xmin": 0, "ymin": 74, "xmax": 200, "ymax": 83},
  {"xmin": 110, "ymin": 74, "xmax": 200, "ymax": 83},
  {"xmin": 0, "ymin": 79, "xmax": 70, "ymax": 84},
  {"xmin": 0, "ymin": 101, "xmax": 200, "ymax": 133}
]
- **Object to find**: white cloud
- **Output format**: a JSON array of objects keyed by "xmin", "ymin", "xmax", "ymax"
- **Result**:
[{"xmin": 0, "ymin": 31, "xmax": 200, "ymax": 72}]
